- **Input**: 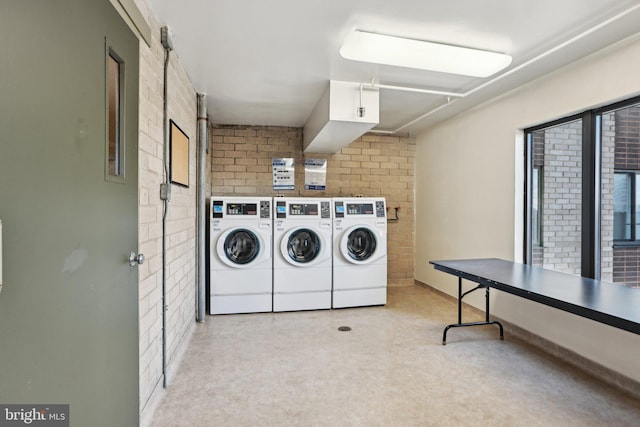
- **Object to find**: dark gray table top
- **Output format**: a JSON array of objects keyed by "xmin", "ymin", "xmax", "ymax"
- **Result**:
[{"xmin": 430, "ymin": 258, "xmax": 640, "ymax": 335}]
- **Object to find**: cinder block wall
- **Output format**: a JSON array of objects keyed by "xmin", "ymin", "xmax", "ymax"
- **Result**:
[
  {"xmin": 137, "ymin": 1, "xmax": 198, "ymax": 424},
  {"xmin": 208, "ymin": 124, "xmax": 416, "ymax": 285}
]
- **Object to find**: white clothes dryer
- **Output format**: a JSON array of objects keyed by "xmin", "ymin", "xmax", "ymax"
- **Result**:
[
  {"xmin": 209, "ymin": 197, "xmax": 272, "ymax": 314},
  {"xmin": 332, "ymin": 197, "xmax": 387, "ymax": 308},
  {"xmin": 273, "ymin": 197, "xmax": 333, "ymax": 312}
]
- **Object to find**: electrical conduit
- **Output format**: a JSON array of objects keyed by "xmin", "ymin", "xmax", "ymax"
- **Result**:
[
  {"xmin": 161, "ymin": 27, "xmax": 172, "ymax": 389},
  {"xmin": 197, "ymin": 94, "xmax": 208, "ymax": 322}
]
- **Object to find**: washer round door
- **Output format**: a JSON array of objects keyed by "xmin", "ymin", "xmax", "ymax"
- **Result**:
[
  {"xmin": 280, "ymin": 227, "xmax": 325, "ymax": 267},
  {"xmin": 217, "ymin": 227, "xmax": 263, "ymax": 268},
  {"xmin": 339, "ymin": 225, "xmax": 380, "ymax": 265}
]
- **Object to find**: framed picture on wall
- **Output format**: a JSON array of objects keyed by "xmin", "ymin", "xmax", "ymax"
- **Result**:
[{"xmin": 170, "ymin": 120, "xmax": 189, "ymax": 187}]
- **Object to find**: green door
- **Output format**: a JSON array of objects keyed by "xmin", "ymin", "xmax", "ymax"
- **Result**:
[{"xmin": 0, "ymin": 1, "xmax": 140, "ymax": 425}]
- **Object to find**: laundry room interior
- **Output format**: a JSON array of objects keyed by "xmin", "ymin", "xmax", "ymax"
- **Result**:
[
  {"xmin": 145, "ymin": 0, "xmax": 640, "ymax": 418},
  {"xmin": 207, "ymin": 125, "xmax": 415, "ymax": 287},
  {"xmin": 3, "ymin": 1, "xmax": 640, "ymax": 426}
]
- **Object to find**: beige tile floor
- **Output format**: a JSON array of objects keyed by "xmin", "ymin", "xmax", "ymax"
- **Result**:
[{"xmin": 150, "ymin": 285, "xmax": 640, "ymax": 426}]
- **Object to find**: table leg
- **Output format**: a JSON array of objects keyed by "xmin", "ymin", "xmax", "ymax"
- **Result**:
[{"xmin": 442, "ymin": 277, "xmax": 504, "ymax": 345}]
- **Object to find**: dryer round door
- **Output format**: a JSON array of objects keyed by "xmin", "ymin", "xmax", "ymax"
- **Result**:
[
  {"xmin": 217, "ymin": 227, "xmax": 264, "ymax": 268},
  {"xmin": 280, "ymin": 227, "xmax": 325, "ymax": 267},
  {"xmin": 339, "ymin": 225, "xmax": 381, "ymax": 265}
]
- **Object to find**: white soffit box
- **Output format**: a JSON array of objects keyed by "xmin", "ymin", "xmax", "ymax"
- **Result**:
[{"xmin": 303, "ymin": 80, "xmax": 379, "ymax": 153}]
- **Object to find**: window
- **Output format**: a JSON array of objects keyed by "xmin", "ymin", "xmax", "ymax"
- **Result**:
[
  {"xmin": 613, "ymin": 171, "xmax": 635, "ymax": 241},
  {"xmin": 602, "ymin": 101, "xmax": 640, "ymax": 285},
  {"xmin": 531, "ymin": 166, "xmax": 542, "ymax": 246},
  {"xmin": 525, "ymin": 96, "xmax": 640, "ymax": 286},
  {"xmin": 106, "ymin": 48, "xmax": 125, "ymax": 181},
  {"xmin": 525, "ymin": 119, "xmax": 583, "ymax": 275}
]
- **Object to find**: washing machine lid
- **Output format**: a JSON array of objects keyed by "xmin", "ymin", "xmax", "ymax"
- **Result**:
[
  {"xmin": 340, "ymin": 225, "xmax": 380, "ymax": 265},
  {"xmin": 217, "ymin": 227, "xmax": 263, "ymax": 268},
  {"xmin": 280, "ymin": 227, "xmax": 325, "ymax": 266}
]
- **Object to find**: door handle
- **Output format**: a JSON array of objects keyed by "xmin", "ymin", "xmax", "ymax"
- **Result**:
[{"xmin": 129, "ymin": 252, "xmax": 145, "ymax": 269}]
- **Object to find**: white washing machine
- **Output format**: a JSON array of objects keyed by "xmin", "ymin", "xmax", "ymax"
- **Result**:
[
  {"xmin": 273, "ymin": 197, "xmax": 333, "ymax": 312},
  {"xmin": 332, "ymin": 197, "xmax": 387, "ymax": 308},
  {"xmin": 209, "ymin": 196, "xmax": 272, "ymax": 314}
]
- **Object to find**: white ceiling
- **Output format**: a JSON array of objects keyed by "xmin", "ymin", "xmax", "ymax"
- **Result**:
[{"xmin": 149, "ymin": 0, "xmax": 640, "ymax": 135}]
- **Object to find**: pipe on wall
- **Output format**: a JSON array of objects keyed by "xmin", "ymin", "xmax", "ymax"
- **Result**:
[
  {"xmin": 369, "ymin": 2, "xmax": 640, "ymax": 135},
  {"xmin": 196, "ymin": 94, "xmax": 208, "ymax": 322},
  {"xmin": 160, "ymin": 26, "xmax": 172, "ymax": 389}
]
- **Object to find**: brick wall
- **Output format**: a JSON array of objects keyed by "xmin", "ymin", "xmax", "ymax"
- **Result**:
[
  {"xmin": 533, "ymin": 108, "xmax": 640, "ymax": 284},
  {"xmin": 136, "ymin": 1, "xmax": 198, "ymax": 424},
  {"xmin": 613, "ymin": 107, "xmax": 640, "ymax": 169},
  {"xmin": 209, "ymin": 125, "xmax": 416, "ymax": 285},
  {"xmin": 531, "ymin": 131, "xmax": 545, "ymax": 267},
  {"xmin": 609, "ymin": 107, "xmax": 640, "ymax": 286},
  {"xmin": 541, "ymin": 121, "xmax": 582, "ymax": 275},
  {"xmin": 613, "ymin": 247, "xmax": 640, "ymax": 287},
  {"xmin": 532, "ymin": 131, "xmax": 545, "ymax": 168},
  {"xmin": 600, "ymin": 113, "xmax": 616, "ymax": 281}
]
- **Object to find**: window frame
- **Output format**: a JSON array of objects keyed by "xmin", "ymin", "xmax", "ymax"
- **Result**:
[
  {"xmin": 523, "ymin": 114, "xmax": 584, "ymax": 271},
  {"xmin": 524, "ymin": 95, "xmax": 640, "ymax": 278},
  {"xmin": 105, "ymin": 43, "xmax": 126, "ymax": 184},
  {"xmin": 613, "ymin": 170, "xmax": 640, "ymax": 246},
  {"xmin": 531, "ymin": 165, "xmax": 543, "ymax": 246}
]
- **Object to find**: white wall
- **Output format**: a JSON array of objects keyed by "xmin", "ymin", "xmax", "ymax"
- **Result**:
[{"xmin": 416, "ymin": 33, "xmax": 640, "ymax": 382}]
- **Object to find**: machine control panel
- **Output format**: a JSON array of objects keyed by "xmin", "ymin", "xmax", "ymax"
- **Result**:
[
  {"xmin": 276, "ymin": 201, "xmax": 287, "ymax": 219},
  {"xmin": 276, "ymin": 200, "xmax": 331, "ymax": 220},
  {"xmin": 211, "ymin": 200, "xmax": 224, "ymax": 218},
  {"xmin": 320, "ymin": 201, "xmax": 331, "ymax": 219},
  {"xmin": 210, "ymin": 200, "xmax": 271, "ymax": 218},
  {"xmin": 289, "ymin": 203, "xmax": 318, "ymax": 216},
  {"xmin": 346, "ymin": 203, "xmax": 373, "ymax": 215},
  {"xmin": 375, "ymin": 200, "xmax": 386, "ymax": 218},
  {"xmin": 227, "ymin": 202, "xmax": 257, "ymax": 216},
  {"xmin": 260, "ymin": 200, "xmax": 271, "ymax": 219},
  {"xmin": 334, "ymin": 200, "xmax": 386, "ymax": 218}
]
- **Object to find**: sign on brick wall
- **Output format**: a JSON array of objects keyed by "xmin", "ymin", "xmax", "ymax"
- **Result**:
[
  {"xmin": 304, "ymin": 158, "xmax": 327, "ymax": 190},
  {"xmin": 272, "ymin": 158, "xmax": 295, "ymax": 191}
]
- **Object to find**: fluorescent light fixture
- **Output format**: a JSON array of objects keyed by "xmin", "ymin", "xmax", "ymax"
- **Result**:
[{"xmin": 340, "ymin": 30, "xmax": 512, "ymax": 78}]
